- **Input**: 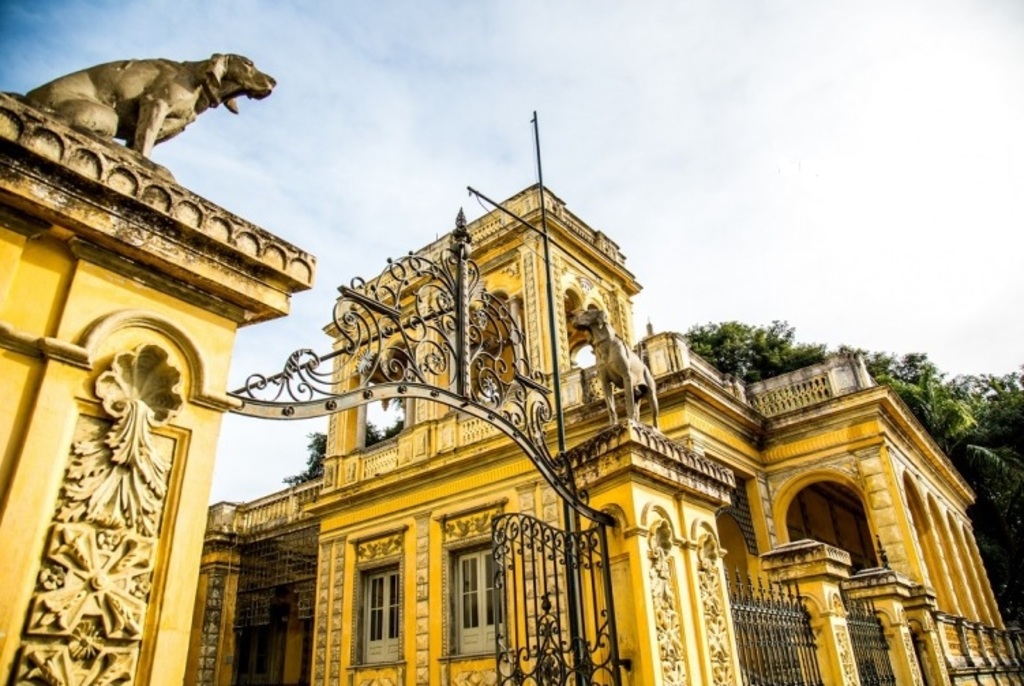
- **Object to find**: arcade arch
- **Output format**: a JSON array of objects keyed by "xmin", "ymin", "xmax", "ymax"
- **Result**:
[
  {"xmin": 717, "ymin": 512, "xmax": 754, "ymax": 579},
  {"xmin": 781, "ymin": 477, "xmax": 877, "ymax": 571}
]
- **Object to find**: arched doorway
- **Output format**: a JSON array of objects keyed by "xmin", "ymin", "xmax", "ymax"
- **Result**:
[{"xmin": 784, "ymin": 480, "xmax": 877, "ymax": 571}]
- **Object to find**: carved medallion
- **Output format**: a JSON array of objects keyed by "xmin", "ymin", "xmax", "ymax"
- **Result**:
[{"xmin": 16, "ymin": 344, "xmax": 182, "ymax": 684}]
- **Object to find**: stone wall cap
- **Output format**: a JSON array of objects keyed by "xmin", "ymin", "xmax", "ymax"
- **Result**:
[
  {"xmin": 761, "ymin": 539, "xmax": 853, "ymax": 569},
  {"xmin": 565, "ymin": 420, "xmax": 736, "ymax": 501},
  {"xmin": 0, "ymin": 93, "xmax": 315, "ymax": 324}
]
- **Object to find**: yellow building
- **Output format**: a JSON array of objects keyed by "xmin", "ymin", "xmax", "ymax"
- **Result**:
[{"xmin": 188, "ymin": 186, "xmax": 1024, "ymax": 686}]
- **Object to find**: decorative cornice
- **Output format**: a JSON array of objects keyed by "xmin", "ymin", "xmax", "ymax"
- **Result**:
[
  {"xmin": 68, "ymin": 238, "xmax": 249, "ymax": 323},
  {"xmin": 0, "ymin": 93, "xmax": 315, "ymax": 324},
  {"xmin": 0, "ymin": 202, "xmax": 50, "ymax": 237}
]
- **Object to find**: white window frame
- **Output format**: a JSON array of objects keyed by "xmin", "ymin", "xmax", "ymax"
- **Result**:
[
  {"xmin": 454, "ymin": 548, "xmax": 497, "ymax": 654},
  {"xmin": 363, "ymin": 567, "xmax": 401, "ymax": 663}
]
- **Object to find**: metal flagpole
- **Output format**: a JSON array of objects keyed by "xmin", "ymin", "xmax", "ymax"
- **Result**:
[
  {"xmin": 530, "ymin": 111, "xmax": 587, "ymax": 681},
  {"xmin": 465, "ymin": 111, "xmax": 590, "ymax": 682}
]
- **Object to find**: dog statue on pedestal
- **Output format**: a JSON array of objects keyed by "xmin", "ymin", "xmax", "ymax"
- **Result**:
[
  {"xmin": 22, "ymin": 53, "xmax": 275, "ymax": 157},
  {"xmin": 573, "ymin": 308, "xmax": 659, "ymax": 429}
]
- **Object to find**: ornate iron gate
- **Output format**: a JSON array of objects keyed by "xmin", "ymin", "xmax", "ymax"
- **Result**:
[
  {"xmin": 492, "ymin": 513, "xmax": 620, "ymax": 686},
  {"xmin": 727, "ymin": 573, "xmax": 824, "ymax": 686},
  {"xmin": 229, "ymin": 211, "xmax": 619, "ymax": 686},
  {"xmin": 842, "ymin": 592, "xmax": 897, "ymax": 686}
]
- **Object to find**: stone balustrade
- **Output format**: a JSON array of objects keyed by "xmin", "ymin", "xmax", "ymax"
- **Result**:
[
  {"xmin": 233, "ymin": 479, "xmax": 321, "ymax": 535},
  {"xmin": 333, "ymin": 341, "xmax": 884, "ymax": 489},
  {"xmin": 361, "ymin": 439, "xmax": 400, "ymax": 478},
  {"xmin": 936, "ymin": 613, "xmax": 1024, "ymax": 680},
  {"xmin": 747, "ymin": 353, "xmax": 875, "ymax": 417}
]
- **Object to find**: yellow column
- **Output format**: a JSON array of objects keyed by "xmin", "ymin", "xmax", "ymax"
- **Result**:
[
  {"xmin": 0, "ymin": 93, "xmax": 314, "ymax": 684},
  {"xmin": 567, "ymin": 420, "xmax": 739, "ymax": 686}
]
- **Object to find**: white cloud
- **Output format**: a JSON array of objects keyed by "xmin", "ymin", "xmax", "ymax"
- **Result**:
[{"xmin": 3, "ymin": 0, "xmax": 1022, "ymax": 501}]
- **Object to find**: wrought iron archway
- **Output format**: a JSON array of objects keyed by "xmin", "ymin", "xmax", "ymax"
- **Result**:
[{"xmin": 229, "ymin": 210, "xmax": 621, "ymax": 684}]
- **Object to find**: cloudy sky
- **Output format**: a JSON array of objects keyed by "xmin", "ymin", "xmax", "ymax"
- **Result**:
[{"xmin": 3, "ymin": 0, "xmax": 1022, "ymax": 503}]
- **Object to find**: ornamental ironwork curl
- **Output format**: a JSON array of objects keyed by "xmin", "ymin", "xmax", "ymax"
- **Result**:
[{"xmin": 228, "ymin": 213, "xmax": 604, "ymax": 522}]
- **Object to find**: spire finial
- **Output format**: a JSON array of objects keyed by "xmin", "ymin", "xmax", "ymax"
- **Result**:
[{"xmin": 453, "ymin": 208, "xmax": 470, "ymax": 245}]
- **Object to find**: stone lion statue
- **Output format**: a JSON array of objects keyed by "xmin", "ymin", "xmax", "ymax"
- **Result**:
[
  {"xmin": 21, "ymin": 53, "xmax": 275, "ymax": 157},
  {"xmin": 573, "ymin": 308, "xmax": 660, "ymax": 429}
]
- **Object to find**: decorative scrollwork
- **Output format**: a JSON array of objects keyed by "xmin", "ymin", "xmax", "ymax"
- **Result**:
[
  {"xmin": 228, "ymin": 216, "xmax": 598, "ymax": 521},
  {"xmin": 648, "ymin": 521, "xmax": 687, "ymax": 685}
]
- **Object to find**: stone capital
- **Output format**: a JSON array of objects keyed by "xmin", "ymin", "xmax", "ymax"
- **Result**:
[{"xmin": 566, "ymin": 420, "xmax": 735, "ymax": 507}]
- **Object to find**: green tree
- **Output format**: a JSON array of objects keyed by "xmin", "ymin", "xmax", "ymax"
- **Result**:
[
  {"xmin": 281, "ymin": 414, "xmax": 406, "ymax": 487},
  {"xmin": 365, "ymin": 415, "xmax": 404, "ymax": 447},
  {"xmin": 956, "ymin": 370, "xmax": 1024, "ymax": 623},
  {"xmin": 283, "ymin": 431, "xmax": 327, "ymax": 486},
  {"xmin": 684, "ymin": 320, "xmax": 828, "ymax": 383},
  {"xmin": 862, "ymin": 352, "xmax": 976, "ymax": 455}
]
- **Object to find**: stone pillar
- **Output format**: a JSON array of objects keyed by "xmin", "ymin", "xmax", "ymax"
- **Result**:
[
  {"xmin": 186, "ymin": 504, "xmax": 241, "ymax": 686},
  {"xmin": 843, "ymin": 567, "xmax": 927, "ymax": 686},
  {"xmin": 761, "ymin": 540, "xmax": 862, "ymax": 686},
  {"xmin": 0, "ymin": 95, "xmax": 314, "ymax": 683},
  {"xmin": 902, "ymin": 585, "xmax": 953, "ymax": 686},
  {"xmin": 566, "ymin": 420, "xmax": 739, "ymax": 686}
]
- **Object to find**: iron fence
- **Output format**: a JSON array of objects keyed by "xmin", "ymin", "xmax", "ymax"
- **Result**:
[
  {"xmin": 727, "ymin": 572, "xmax": 823, "ymax": 686},
  {"xmin": 842, "ymin": 591, "xmax": 896, "ymax": 686}
]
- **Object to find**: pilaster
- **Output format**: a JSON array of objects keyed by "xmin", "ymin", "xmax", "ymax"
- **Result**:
[
  {"xmin": 761, "ymin": 540, "xmax": 862, "ymax": 686},
  {"xmin": 566, "ymin": 420, "xmax": 737, "ymax": 685},
  {"xmin": 843, "ymin": 567, "xmax": 927, "ymax": 686},
  {"xmin": 902, "ymin": 585, "xmax": 953, "ymax": 686},
  {"xmin": 186, "ymin": 504, "xmax": 241, "ymax": 686}
]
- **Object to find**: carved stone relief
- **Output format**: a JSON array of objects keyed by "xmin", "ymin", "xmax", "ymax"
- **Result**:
[
  {"xmin": 415, "ymin": 515, "xmax": 430, "ymax": 685},
  {"xmin": 196, "ymin": 567, "xmax": 227, "ymax": 686},
  {"xmin": 696, "ymin": 532, "xmax": 734, "ymax": 686},
  {"xmin": 647, "ymin": 521, "xmax": 687, "ymax": 686},
  {"xmin": 831, "ymin": 591, "xmax": 847, "ymax": 618},
  {"xmin": 313, "ymin": 540, "xmax": 331, "ymax": 684},
  {"xmin": 928, "ymin": 629, "xmax": 951, "ymax": 684},
  {"xmin": 453, "ymin": 668, "xmax": 498, "ymax": 685},
  {"xmin": 357, "ymin": 533, "xmax": 403, "ymax": 562},
  {"xmin": 330, "ymin": 541, "xmax": 345, "ymax": 681},
  {"xmin": 836, "ymin": 627, "xmax": 858, "ymax": 686},
  {"xmin": 902, "ymin": 629, "xmax": 925, "ymax": 686},
  {"xmin": 443, "ymin": 510, "xmax": 495, "ymax": 542},
  {"xmin": 15, "ymin": 344, "xmax": 183, "ymax": 684},
  {"xmin": 522, "ymin": 248, "xmax": 542, "ymax": 372}
]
